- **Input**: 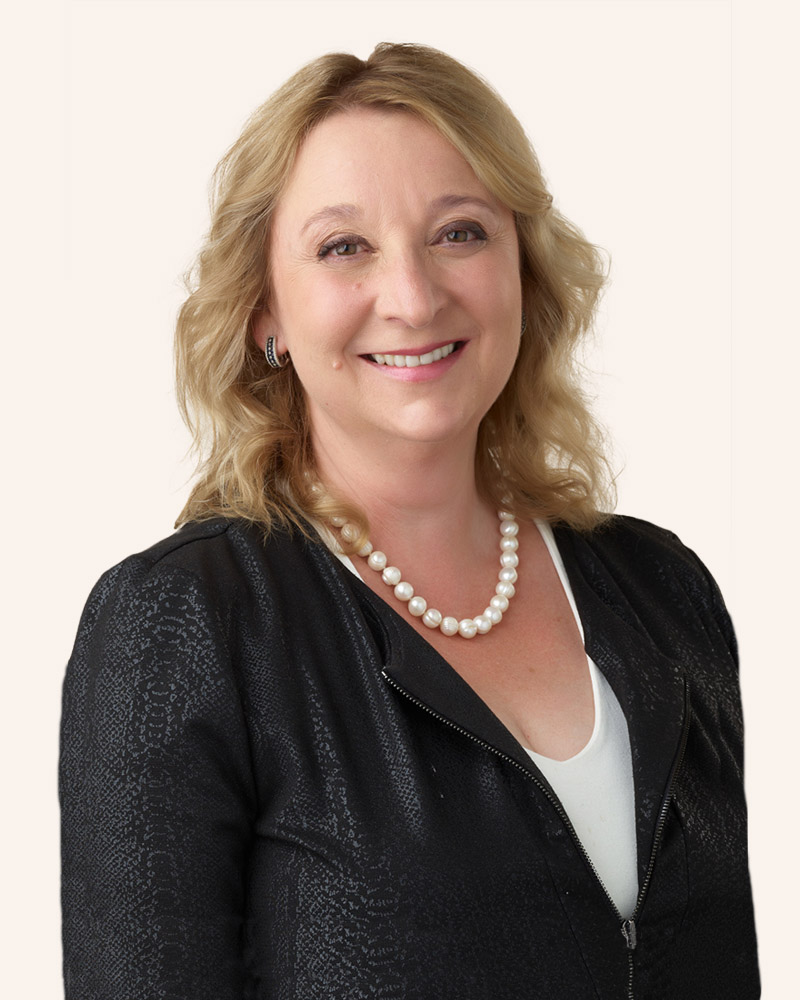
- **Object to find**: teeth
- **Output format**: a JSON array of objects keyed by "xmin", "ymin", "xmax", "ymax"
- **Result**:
[{"xmin": 370, "ymin": 342, "xmax": 457, "ymax": 367}]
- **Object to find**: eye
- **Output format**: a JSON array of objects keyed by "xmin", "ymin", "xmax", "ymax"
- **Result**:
[
  {"xmin": 440, "ymin": 223, "xmax": 488, "ymax": 246},
  {"xmin": 318, "ymin": 236, "xmax": 367, "ymax": 260}
]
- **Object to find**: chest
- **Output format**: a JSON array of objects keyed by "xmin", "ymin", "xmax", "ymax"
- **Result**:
[{"xmin": 394, "ymin": 528, "xmax": 596, "ymax": 759}]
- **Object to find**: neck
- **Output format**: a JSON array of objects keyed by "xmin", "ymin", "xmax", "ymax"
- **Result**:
[
  {"xmin": 311, "ymin": 421, "xmax": 491, "ymax": 552},
  {"xmin": 310, "ymin": 421, "xmax": 519, "ymax": 627}
]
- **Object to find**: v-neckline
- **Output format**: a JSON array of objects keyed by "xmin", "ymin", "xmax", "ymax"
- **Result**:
[{"xmin": 333, "ymin": 520, "xmax": 688, "ymax": 887}]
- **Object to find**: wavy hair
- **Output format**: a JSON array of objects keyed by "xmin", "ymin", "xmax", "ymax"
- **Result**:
[{"xmin": 175, "ymin": 43, "xmax": 614, "ymax": 540}]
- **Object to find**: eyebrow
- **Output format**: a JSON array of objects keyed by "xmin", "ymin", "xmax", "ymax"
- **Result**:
[
  {"xmin": 300, "ymin": 203, "xmax": 359, "ymax": 236},
  {"xmin": 299, "ymin": 194, "xmax": 501, "ymax": 236},
  {"xmin": 431, "ymin": 194, "xmax": 500, "ymax": 218}
]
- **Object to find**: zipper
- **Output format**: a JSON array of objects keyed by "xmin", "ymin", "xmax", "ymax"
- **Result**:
[
  {"xmin": 382, "ymin": 669, "xmax": 690, "ymax": 1000},
  {"xmin": 620, "ymin": 681, "xmax": 691, "ymax": 998}
]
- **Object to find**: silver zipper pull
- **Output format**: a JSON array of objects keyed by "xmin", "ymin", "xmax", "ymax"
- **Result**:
[{"xmin": 621, "ymin": 918, "xmax": 637, "ymax": 951}]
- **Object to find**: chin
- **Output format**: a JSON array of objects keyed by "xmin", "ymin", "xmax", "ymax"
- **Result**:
[{"xmin": 378, "ymin": 410, "xmax": 484, "ymax": 448}]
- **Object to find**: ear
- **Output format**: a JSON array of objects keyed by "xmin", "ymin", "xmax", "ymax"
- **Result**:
[{"xmin": 252, "ymin": 309, "xmax": 285, "ymax": 354}]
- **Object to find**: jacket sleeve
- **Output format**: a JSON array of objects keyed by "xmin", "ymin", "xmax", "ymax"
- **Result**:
[
  {"xmin": 59, "ymin": 555, "xmax": 256, "ymax": 1000},
  {"xmin": 691, "ymin": 543, "xmax": 740, "ymax": 669}
]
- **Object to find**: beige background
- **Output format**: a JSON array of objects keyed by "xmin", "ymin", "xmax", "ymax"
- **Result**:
[{"xmin": 2, "ymin": 0, "xmax": 796, "ymax": 993}]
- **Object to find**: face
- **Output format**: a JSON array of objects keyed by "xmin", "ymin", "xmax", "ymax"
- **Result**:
[{"xmin": 256, "ymin": 108, "xmax": 522, "ymax": 462}]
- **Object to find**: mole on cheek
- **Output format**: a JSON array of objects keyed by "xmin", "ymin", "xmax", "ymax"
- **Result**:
[{"xmin": 332, "ymin": 359, "xmax": 343, "ymax": 371}]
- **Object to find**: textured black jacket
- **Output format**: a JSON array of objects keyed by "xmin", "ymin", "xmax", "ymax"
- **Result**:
[{"xmin": 60, "ymin": 515, "xmax": 760, "ymax": 999}]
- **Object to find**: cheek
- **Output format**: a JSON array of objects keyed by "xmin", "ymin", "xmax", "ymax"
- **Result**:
[
  {"xmin": 469, "ymin": 249, "xmax": 520, "ymax": 303},
  {"xmin": 288, "ymin": 279, "xmax": 368, "ymax": 351}
]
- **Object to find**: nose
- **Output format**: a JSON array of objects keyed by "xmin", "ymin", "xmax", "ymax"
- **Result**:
[{"xmin": 373, "ymin": 250, "xmax": 446, "ymax": 329}]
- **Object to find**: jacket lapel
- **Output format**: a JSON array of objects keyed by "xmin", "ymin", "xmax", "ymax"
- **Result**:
[
  {"xmin": 347, "ymin": 571, "xmax": 544, "ymax": 778},
  {"xmin": 382, "ymin": 606, "xmax": 545, "ymax": 776}
]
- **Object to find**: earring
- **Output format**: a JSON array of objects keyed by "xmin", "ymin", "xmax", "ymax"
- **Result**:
[
  {"xmin": 520, "ymin": 311, "xmax": 527, "ymax": 336},
  {"xmin": 265, "ymin": 336, "xmax": 288, "ymax": 369}
]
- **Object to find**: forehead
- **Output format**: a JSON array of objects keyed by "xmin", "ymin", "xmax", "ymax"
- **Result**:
[{"xmin": 273, "ymin": 107, "xmax": 503, "ymax": 229}]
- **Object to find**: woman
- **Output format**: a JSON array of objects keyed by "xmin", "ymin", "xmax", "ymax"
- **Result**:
[{"xmin": 60, "ymin": 43, "xmax": 759, "ymax": 999}]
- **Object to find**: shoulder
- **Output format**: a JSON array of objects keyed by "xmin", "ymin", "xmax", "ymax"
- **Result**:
[
  {"xmin": 556, "ymin": 513, "xmax": 716, "ymax": 583},
  {"xmin": 91, "ymin": 517, "xmax": 327, "ymax": 602},
  {"xmin": 554, "ymin": 513, "xmax": 737, "ymax": 660},
  {"xmin": 69, "ymin": 519, "xmax": 325, "ymax": 662},
  {"xmin": 73, "ymin": 517, "xmax": 350, "ymax": 655},
  {"xmin": 118, "ymin": 517, "xmax": 268, "ymax": 584},
  {"xmin": 68, "ymin": 521, "xmax": 243, "ymax": 678},
  {"xmin": 76, "ymin": 520, "xmax": 249, "ymax": 630},
  {"xmin": 64, "ymin": 518, "xmax": 348, "ymax": 735}
]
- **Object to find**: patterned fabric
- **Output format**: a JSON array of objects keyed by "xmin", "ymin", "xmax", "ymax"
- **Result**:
[{"xmin": 60, "ymin": 515, "xmax": 760, "ymax": 998}]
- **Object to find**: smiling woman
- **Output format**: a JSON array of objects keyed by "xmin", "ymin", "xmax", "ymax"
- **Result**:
[
  {"xmin": 171, "ymin": 45, "xmax": 608, "ymax": 541},
  {"xmin": 60, "ymin": 42, "xmax": 759, "ymax": 1000}
]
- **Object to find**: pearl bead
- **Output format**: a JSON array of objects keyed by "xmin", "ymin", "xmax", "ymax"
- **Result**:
[
  {"xmin": 500, "ymin": 537, "xmax": 519, "ymax": 552},
  {"xmin": 499, "ymin": 567, "xmax": 518, "ymax": 584},
  {"xmin": 498, "ymin": 510, "xmax": 516, "ymax": 520},
  {"xmin": 500, "ymin": 520, "xmax": 519, "ymax": 537},
  {"xmin": 500, "ymin": 551, "xmax": 519, "ymax": 568},
  {"xmin": 394, "ymin": 581, "xmax": 414, "ymax": 602},
  {"xmin": 382, "ymin": 566, "xmax": 401, "ymax": 586},
  {"xmin": 408, "ymin": 595, "xmax": 427, "ymax": 617},
  {"xmin": 458, "ymin": 618, "xmax": 478, "ymax": 639},
  {"xmin": 330, "ymin": 515, "xmax": 347, "ymax": 527},
  {"xmin": 496, "ymin": 581, "xmax": 516, "ymax": 598},
  {"xmin": 368, "ymin": 551, "xmax": 387, "ymax": 571},
  {"xmin": 490, "ymin": 594, "xmax": 509, "ymax": 612},
  {"xmin": 440, "ymin": 616, "xmax": 459, "ymax": 636},
  {"xmin": 484, "ymin": 606, "xmax": 503, "ymax": 625},
  {"xmin": 341, "ymin": 522, "xmax": 359, "ymax": 542},
  {"xmin": 422, "ymin": 608, "xmax": 443, "ymax": 628},
  {"xmin": 357, "ymin": 540, "xmax": 373, "ymax": 557},
  {"xmin": 474, "ymin": 614, "xmax": 493, "ymax": 634}
]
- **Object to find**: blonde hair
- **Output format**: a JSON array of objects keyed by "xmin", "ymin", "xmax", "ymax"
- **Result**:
[{"xmin": 175, "ymin": 42, "xmax": 614, "ymax": 540}]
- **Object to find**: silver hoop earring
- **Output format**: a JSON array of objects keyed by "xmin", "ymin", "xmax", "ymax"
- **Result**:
[
  {"xmin": 265, "ymin": 336, "xmax": 288, "ymax": 369},
  {"xmin": 520, "ymin": 311, "xmax": 527, "ymax": 336}
]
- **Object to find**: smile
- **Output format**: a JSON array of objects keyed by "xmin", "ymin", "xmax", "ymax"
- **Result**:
[{"xmin": 367, "ymin": 342, "xmax": 459, "ymax": 368}]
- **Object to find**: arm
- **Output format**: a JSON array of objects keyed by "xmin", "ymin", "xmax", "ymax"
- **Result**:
[{"xmin": 60, "ymin": 555, "xmax": 256, "ymax": 999}]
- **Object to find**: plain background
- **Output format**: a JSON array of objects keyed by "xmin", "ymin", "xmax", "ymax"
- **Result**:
[{"xmin": 2, "ymin": 0, "xmax": 796, "ymax": 992}]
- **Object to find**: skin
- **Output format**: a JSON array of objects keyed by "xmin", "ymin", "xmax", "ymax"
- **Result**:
[{"xmin": 255, "ymin": 109, "xmax": 593, "ymax": 759}]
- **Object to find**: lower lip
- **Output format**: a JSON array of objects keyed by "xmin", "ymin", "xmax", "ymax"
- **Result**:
[{"xmin": 362, "ymin": 344, "xmax": 464, "ymax": 382}]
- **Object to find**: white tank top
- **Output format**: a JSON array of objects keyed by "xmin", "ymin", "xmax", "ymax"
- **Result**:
[{"xmin": 330, "ymin": 519, "xmax": 639, "ymax": 917}]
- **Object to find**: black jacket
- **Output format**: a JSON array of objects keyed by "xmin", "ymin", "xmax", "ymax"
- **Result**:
[{"xmin": 60, "ymin": 515, "xmax": 759, "ymax": 999}]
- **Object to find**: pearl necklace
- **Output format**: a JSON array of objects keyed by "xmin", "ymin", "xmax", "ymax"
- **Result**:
[{"xmin": 332, "ymin": 510, "xmax": 520, "ymax": 638}]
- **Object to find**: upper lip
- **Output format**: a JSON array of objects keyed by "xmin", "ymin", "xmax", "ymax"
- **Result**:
[{"xmin": 361, "ymin": 339, "xmax": 461, "ymax": 357}]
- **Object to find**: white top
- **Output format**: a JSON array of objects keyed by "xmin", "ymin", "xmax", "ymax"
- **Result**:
[
  {"xmin": 329, "ymin": 519, "xmax": 639, "ymax": 917},
  {"xmin": 530, "ymin": 521, "xmax": 639, "ymax": 917}
]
